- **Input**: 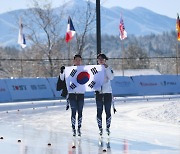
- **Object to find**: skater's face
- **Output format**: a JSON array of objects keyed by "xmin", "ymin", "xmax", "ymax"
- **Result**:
[
  {"xmin": 97, "ymin": 56, "xmax": 106, "ymax": 65},
  {"xmin": 73, "ymin": 57, "xmax": 82, "ymax": 66}
]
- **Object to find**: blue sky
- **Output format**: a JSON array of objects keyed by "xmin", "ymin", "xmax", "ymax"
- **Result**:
[{"xmin": 0, "ymin": 0, "xmax": 179, "ymax": 18}]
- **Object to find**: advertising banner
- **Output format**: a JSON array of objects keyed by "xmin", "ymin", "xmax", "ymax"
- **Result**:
[
  {"xmin": 46, "ymin": 77, "xmax": 60, "ymax": 98},
  {"xmin": 0, "ymin": 80, "xmax": 12, "ymax": 102},
  {"xmin": 5, "ymin": 78, "xmax": 54, "ymax": 101},
  {"xmin": 111, "ymin": 76, "xmax": 138, "ymax": 96},
  {"xmin": 132, "ymin": 75, "xmax": 180, "ymax": 95}
]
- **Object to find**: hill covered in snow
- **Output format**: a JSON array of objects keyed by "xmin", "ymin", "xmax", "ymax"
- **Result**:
[{"xmin": 0, "ymin": 0, "xmax": 175, "ymax": 47}]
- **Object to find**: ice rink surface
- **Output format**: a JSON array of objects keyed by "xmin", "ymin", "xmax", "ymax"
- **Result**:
[{"xmin": 0, "ymin": 96, "xmax": 180, "ymax": 154}]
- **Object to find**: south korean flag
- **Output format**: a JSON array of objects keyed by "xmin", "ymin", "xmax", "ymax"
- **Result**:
[{"xmin": 65, "ymin": 65, "xmax": 105, "ymax": 93}]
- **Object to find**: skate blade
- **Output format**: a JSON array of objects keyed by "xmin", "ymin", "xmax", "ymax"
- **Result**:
[
  {"xmin": 99, "ymin": 136, "xmax": 103, "ymax": 147},
  {"xmin": 107, "ymin": 142, "xmax": 110, "ymax": 149},
  {"xmin": 99, "ymin": 141, "xmax": 103, "ymax": 147}
]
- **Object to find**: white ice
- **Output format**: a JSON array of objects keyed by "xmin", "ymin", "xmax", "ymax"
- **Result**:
[{"xmin": 0, "ymin": 96, "xmax": 180, "ymax": 154}]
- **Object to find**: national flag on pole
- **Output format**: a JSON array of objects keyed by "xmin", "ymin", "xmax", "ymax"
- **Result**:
[
  {"xmin": 65, "ymin": 16, "xmax": 76, "ymax": 43},
  {"xmin": 119, "ymin": 16, "xmax": 127, "ymax": 40},
  {"xmin": 65, "ymin": 65, "xmax": 105, "ymax": 93},
  {"xmin": 18, "ymin": 18, "xmax": 26, "ymax": 48},
  {"xmin": 176, "ymin": 13, "xmax": 180, "ymax": 41}
]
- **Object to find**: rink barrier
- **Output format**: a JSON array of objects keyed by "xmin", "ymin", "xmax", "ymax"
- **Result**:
[
  {"xmin": 1, "ymin": 78, "xmax": 54, "ymax": 102},
  {"xmin": 0, "ymin": 80, "xmax": 12, "ymax": 102},
  {"xmin": 131, "ymin": 75, "xmax": 180, "ymax": 96},
  {"xmin": 0, "ymin": 75, "xmax": 180, "ymax": 102}
]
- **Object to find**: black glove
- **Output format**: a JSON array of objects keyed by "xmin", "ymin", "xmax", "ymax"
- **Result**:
[
  {"xmin": 95, "ymin": 91, "xmax": 100, "ymax": 95},
  {"xmin": 60, "ymin": 66, "xmax": 65, "ymax": 73},
  {"xmin": 66, "ymin": 99, "xmax": 70, "ymax": 110},
  {"xmin": 113, "ymin": 107, "xmax": 117, "ymax": 114},
  {"xmin": 66, "ymin": 104, "xmax": 69, "ymax": 110}
]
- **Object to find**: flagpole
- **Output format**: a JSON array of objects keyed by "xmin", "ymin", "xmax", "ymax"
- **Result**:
[
  {"xmin": 18, "ymin": 16, "xmax": 26, "ymax": 77},
  {"xmin": 119, "ymin": 13, "xmax": 127, "ymax": 76},
  {"xmin": 68, "ymin": 42, "xmax": 71, "ymax": 66},
  {"xmin": 121, "ymin": 40, "xmax": 124, "ymax": 76},
  {"xmin": 20, "ymin": 49, "xmax": 23, "ymax": 77},
  {"xmin": 96, "ymin": 0, "xmax": 101, "ymax": 56},
  {"xmin": 65, "ymin": 16, "xmax": 76, "ymax": 65},
  {"xmin": 176, "ymin": 13, "xmax": 180, "ymax": 75},
  {"xmin": 176, "ymin": 41, "xmax": 179, "ymax": 75},
  {"xmin": 19, "ymin": 17, "xmax": 23, "ymax": 77}
]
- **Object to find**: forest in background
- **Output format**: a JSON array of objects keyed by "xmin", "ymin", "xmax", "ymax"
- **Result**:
[
  {"xmin": 0, "ymin": 31, "xmax": 179, "ymax": 78},
  {"xmin": 0, "ymin": 0, "xmax": 179, "ymax": 78}
]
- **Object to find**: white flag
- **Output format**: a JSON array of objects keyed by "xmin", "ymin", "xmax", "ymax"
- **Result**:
[
  {"xmin": 65, "ymin": 65, "xmax": 105, "ymax": 93},
  {"xmin": 18, "ymin": 18, "xmax": 26, "ymax": 48}
]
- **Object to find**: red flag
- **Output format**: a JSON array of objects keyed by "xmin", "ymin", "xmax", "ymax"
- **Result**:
[
  {"xmin": 65, "ymin": 17, "xmax": 76, "ymax": 43},
  {"xmin": 119, "ymin": 16, "xmax": 127, "ymax": 40},
  {"xmin": 176, "ymin": 13, "xmax": 180, "ymax": 41}
]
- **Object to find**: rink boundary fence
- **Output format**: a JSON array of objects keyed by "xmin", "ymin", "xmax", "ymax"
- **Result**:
[{"xmin": 0, "ymin": 75, "xmax": 180, "ymax": 103}]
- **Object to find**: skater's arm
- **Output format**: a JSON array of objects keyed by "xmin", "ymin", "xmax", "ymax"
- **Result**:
[
  {"xmin": 60, "ymin": 66, "xmax": 65, "ymax": 81},
  {"xmin": 105, "ymin": 67, "xmax": 114, "ymax": 80}
]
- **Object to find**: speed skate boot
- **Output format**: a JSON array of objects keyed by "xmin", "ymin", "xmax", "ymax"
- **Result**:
[
  {"xmin": 106, "ymin": 128, "xmax": 110, "ymax": 136},
  {"xmin": 99, "ymin": 128, "xmax": 103, "ymax": 136},
  {"xmin": 72, "ymin": 129, "xmax": 76, "ymax": 136},
  {"xmin": 77, "ymin": 128, "xmax": 81, "ymax": 137}
]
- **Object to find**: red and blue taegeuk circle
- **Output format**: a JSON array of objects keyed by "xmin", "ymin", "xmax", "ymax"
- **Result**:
[{"xmin": 77, "ymin": 72, "xmax": 90, "ymax": 85}]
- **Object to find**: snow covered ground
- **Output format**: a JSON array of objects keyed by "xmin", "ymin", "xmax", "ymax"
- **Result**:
[{"xmin": 0, "ymin": 96, "xmax": 180, "ymax": 154}]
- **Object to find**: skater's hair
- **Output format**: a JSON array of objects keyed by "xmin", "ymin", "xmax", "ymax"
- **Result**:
[
  {"xmin": 74, "ymin": 54, "xmax": 82, "ymax": 59},
  {"xmin": 97, "ymin": 53, "xmax": 108, "ymax": 60}
]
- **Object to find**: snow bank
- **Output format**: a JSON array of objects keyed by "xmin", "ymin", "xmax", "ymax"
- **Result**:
[{"xmin": 138, "ymin": 101, "xmax": 180, "ymax": 125}]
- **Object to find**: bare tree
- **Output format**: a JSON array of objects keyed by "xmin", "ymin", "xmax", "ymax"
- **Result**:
[
  {"xmin": 124, "ymin": 44, "xmax": 150, "ymax": 69},
  {"xmin": 0, "ymin": 49, "xmax": 5, "ymax": 76},
  {"xmin": 0, "ymin": 47, "xmax": 21, "ymax": 78},
  {"xmin": 74, "ymin": 1, "xmax": 96, "ymax": 55},
  {"xmin": 23, "ymin": 0, "xmax": 66, "ymax": 77}
]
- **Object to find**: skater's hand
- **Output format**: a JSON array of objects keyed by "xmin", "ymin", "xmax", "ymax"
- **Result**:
[
  {"xmin": 60, "ymin": 66, "xmax": 65, "ymax": 73},
  {"xmin": 113, "ymin": 108, "xmax": 117, "ymax": 114},
  {"xmin": 66, "ymin": 104, "xmax": 69, "ymax": 110},
  {"xmin": 95, "ymin": 91, "xmax": 100, "ymax": 95}
]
